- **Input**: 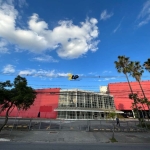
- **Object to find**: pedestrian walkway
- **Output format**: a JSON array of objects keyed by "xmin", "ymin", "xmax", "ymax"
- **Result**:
[{"xmin": 0, "ymin": 130, "xmax": 150, "ymax": 143}]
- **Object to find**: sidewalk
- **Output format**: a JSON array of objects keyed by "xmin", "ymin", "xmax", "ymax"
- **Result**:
[{"xmin": 0, "ymin": 130, "xmax": 150, "ymax": 143}]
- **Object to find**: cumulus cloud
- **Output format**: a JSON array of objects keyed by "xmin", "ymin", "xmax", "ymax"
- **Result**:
[
  {"xmin": 2, "ymin": 64, "xmax": 15, "ymax": 73},
  {"xmin": 100, "ymin": 10, "xmax": 113, "ymax": 21},
  {"xmin": 0, "ymin": 1, "xmax": 99, "ymax": 59},
  {"xmin": 33, "ymin": 55, "xmax": 58, "ymax": 62},
  {"xmin": 137, "ymin": 0, "xmax": 150, "ymax": 27}
]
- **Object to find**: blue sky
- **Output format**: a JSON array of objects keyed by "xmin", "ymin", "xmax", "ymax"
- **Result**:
[{"xmin": 0, "ymin": 0, "xmax": 150, "ymax": 92}]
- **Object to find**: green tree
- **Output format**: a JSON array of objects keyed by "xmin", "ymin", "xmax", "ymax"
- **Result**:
[
  {"xmin": 0, "ymin": 75, "xmax": 36, "ymax": 132},
  {"xmin": 143, "ymin": 58, "xmax": 150, "ymax": 72},
  {"xmin": 114, "ymin": 56, "xmax": 140, "ymax": 119},
  {"xmin": 115, "ymin": 56, "xmax": 133, "ymax": 93},
  {"xmin": 129, "ymin": 61, "xmax": 150, "ymax": 118},
  {"xmin": 107, "ymin": 111, "xmax": 117, "ymax": 121}
]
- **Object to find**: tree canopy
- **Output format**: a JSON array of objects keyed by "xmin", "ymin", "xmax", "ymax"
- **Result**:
[
  {"xmin": 143, "ymin": 58, "xmax": 150, "ymax": 72},
  {"xmin": 115, "ymin": 56, "xmax": 150, "ymax": 121},
  {"xmin": 0, "ymin": 75, "xmax": 36, "ymax": 131}
]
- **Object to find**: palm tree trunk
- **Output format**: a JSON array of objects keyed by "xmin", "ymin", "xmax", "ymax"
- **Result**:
[
  {"xmin": 137, "ymin": 81, "xmax": 147, "ymax": 118},
  {"xmin": 125, "ymin": 73, "xmax": 133, "ymax": 93},
  {"xmin": 138, "ymin": 81, "xmax": 150, "ymax": 119},
  {"xmin": 125, "ymin": 73, "xmax": 140, "ymax": 119}
]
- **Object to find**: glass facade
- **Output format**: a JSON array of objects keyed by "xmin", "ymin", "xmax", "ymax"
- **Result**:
[{"xmin": 56, "ymin": 89, "xmax": 116, "ymax": 120}]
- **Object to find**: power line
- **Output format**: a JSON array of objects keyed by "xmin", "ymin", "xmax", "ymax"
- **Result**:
[{"xmin": 0, "ymin": 72, "xmax": 150, "ymax": 79}]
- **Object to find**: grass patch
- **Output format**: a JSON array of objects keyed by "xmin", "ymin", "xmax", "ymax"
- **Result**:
[{"xmin": 110, "ymin": 137, "xmax": 118, "ymax": 143}]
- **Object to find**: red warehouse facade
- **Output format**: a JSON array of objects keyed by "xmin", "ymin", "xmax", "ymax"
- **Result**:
[
  {"xmin": 0, "ymin": 88, "xmax": 60, "ymax": 119},
  {"xmin": 108, "ymin": 81, "xmax": 150, "ymax": 117}
]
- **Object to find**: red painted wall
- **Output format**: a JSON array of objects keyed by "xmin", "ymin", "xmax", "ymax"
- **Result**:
[
  {"xmin": 108, "ymin": 81, "xmax": 150, "ymax": 110},
  {"xmin": 0, "ymin": 88, "xmax": 60, "ymax": 119}
]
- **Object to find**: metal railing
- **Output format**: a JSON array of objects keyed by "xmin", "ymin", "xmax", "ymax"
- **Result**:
[{"xmin": 0, "ymin": 118, "xmax": 148, "ymax": 132}]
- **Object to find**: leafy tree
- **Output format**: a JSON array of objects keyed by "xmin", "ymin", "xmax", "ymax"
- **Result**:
[
  {"xmin": 129, "ymin": 61, "xmax": 150, "ymax": 118},
  {"xmin": 0, "ymin": 75, "xmax": 36, "ymax": 132},
  {"xmin": 143, "ymin": 58, "xmax": 150, "ymax": 72},
  {"xmin": 107, "ymin": 111, "xmax": 116, "ymax": 120},
  {"xmin": 114, "ymin": 56, "xmax": 140, "ymax": 119},
  {"xmin": 129, "ymin": 93, "xmax": 145, "ymax": 122}
]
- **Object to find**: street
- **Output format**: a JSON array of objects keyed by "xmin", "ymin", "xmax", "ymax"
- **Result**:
[{"xmin": 0, "ymin": 143, "xmax": 150, "ymax": 150}]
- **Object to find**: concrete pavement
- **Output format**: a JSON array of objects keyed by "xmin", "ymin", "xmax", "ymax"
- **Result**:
[{"xmin": 0, "ymin": 130, "xmax": 150, "ymax": 143}]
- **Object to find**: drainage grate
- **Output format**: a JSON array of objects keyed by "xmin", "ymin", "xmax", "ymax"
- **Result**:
[{"xmin": 49, "ymin": 131, "xmax": 58, "ymax": 133}]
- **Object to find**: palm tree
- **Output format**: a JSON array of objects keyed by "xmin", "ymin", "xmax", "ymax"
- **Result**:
[
  {"xmin": 114, "ymin": 56, "xmax": 140, "ymax": 119},
  {"xmin": 115, "ymin": 56, "xmax": 133, "ymax": 92},
  {"xmin": 129, "ymin": 61, "xmax": 150, "ymax": 118},
  {"xmin": 143, "ymin": 58, "xmax": 150, "ymax": 72},
  {"xmin": 143, "ymin": 58, "xmax": 150, "ymax": 118}
]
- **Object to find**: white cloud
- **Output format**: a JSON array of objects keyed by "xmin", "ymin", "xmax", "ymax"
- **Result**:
[
  {"xmin": 98, "ymin": 77, "xmax": 116, "ymax": 82},
  {"xmin": 18, "ymin": 69, "xmax": 69, "ymax": 78},
  {"xmin": 2, "ymin": 0, "xmax": 28, "ymax": 7},
  {"xmin": 33, "ymin": 55, "xmax": 58, "ymax": 62},
  {"xmin": 113, "ymin": 17, "xmax": 124, "ymax": 33},
  {"xmin": 0, "ymin": 1, "xmax": 99, "ymax": 59},
  {"xmin": 0, "ymin": 39, "xmax": 9, "ymax": 53},
  {"xmin": 2, "ymin": 0, "xmax": 14, "ymax": 5},
  {"xmin": 100, "ymin": 10, "xmax": 113, "ymax": 21},
  {"xmin": 2, "ymin": 64, "xmax": 15, "ymax": 73},
  {"xmin": 88, "ymin": 72, "xmax": 97, "ymax": 75},
  {"xmin": 102, "ymin": 70, "xmax": 112, "ymax": 74},
  {"xmin": 0, "ymin": 47, "xmax": 9, "ymax": 54},
  {"xmin": 57, "ymin": 73, "xmax": 69, "ymax": 77},
  {"xmin": 18, "ymin": 69, "xmax": 36, "ymax": 76},
  {"xmin": 113, "ymin": 23, "xmax": 121, "ymax": 33},
  {"xmin": 137, "ymin": 0, "xmax": 150, "ymax": 27},
  {"xmin": 1, "ymin": 65, "xmax": 70, "ymax": 77},
  {"xmin": 138, "ymin": 17, "xmax": 150, "ymax": 27},
  {"xmin": 18, "ymin": 0, "xmax": 28, "ymax": 8}
]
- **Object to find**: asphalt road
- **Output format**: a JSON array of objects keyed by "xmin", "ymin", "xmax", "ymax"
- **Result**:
[{"xmin": 0, "ymin": 143, "xmax": 150, "ymax": 150}]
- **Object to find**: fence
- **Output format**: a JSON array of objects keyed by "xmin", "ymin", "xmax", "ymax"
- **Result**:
[{"xmin": 0, "ymin": 118, "xmax": 148, "ymax": 132}]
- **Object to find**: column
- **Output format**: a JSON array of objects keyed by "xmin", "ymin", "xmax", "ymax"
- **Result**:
[
  {"xmin": 76, "ymin": 90, "xmax": 77, "ymax": 107},
  {"xmin": 84, "ymin": 93, "xmax": 85, "ymax": 108},
  {"xmin": 97, "ymin": 95, "xmax": 99, "ymax": 108},
  {"xmin": 66, "ymin": 111, "xmax": 67, "ymax": 119},
  {"xmin": 99, "ymin": 112, "xmax": 101, "ymax": 119},
  {"xmin": 67, "ymin": 91, "xmax": 68, "ymax": 107},
  {"xmin": 102, "ymin": 96, "xmax": 105, "ymax": 109},
  {"xmin": 75, "ymin": 111, "xmax": 77, "ymax": 119},
  {"xmin": 91, "ymin": 94, "xmax": 92, "ymax": 108}
]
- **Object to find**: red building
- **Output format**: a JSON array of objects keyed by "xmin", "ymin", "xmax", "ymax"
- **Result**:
[
  {"xmin": 0, "ymin": 88, "xmax": 60, "ymax": 119},
  {"xmin": 108, "ymin": 81, "xmax": 150, "ymax": 117}
]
